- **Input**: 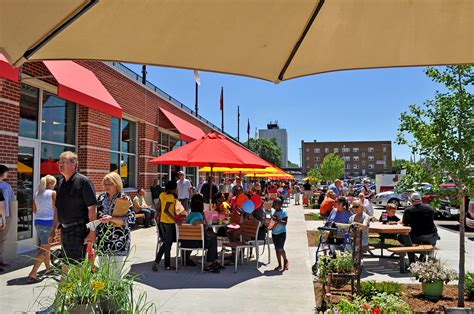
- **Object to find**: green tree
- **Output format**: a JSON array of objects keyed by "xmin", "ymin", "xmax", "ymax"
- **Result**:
[
  {"xmin": 397, "ymin": 65, "xmax": 474, "ymax": 307},
  {"xmin": 318, "ymin": 153, "xmax": 344, "ymax": 182},
  {"xmin": 287, "ymin": 160, "xmax": 299, "ymax": 167},
  {"xmin": 244, "ymin": 138, "xmax": 282, "ymax": 167},
  {"xmin": 306, "ymin": 168, "xmax": 320, "ymax": 184},
  {"xmin": 392, "ymin": 158, "xmax": 409, "ymax": 173}
]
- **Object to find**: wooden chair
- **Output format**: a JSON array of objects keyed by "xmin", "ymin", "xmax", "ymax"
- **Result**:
[
  {"xmin": 221, "ymin": 219, "xmax": 261, "ymax": 273},
  {"xmin": 175, "ymin": 224, "xmax": 207, "ymax": 272}
]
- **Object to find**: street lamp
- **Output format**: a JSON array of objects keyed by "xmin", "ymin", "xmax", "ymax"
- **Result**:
[{"xmin": 342, "ymin": 145, "xmax": 346, "ymax": 180}]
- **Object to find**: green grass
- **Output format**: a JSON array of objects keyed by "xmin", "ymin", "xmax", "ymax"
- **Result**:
[
  {"xmin": 305, "ymin": 213, "xmax": 323, "ymax": 221},
  {"xmin": 368, "ymin": 237, "xmax": 400, "ymax": 247}
]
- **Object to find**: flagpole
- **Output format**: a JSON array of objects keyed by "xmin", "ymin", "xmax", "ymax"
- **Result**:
[
  {"xmin": 247, "ymin": 118, "xmax": 250, "ymax": 148},
  {"xmin": 220, "ymin": 86, "xmax": 224, "ymax": 132},
  {"xmin": 237, "ymin": 105, "xmax": 240, "ymax": 142},
  {"xmin": 221, "ymin": 106, "xmax": 224, "ymax": 132},
  {"xmin": 195, "ymin": 81, "xmax": 198, "ymax": 117}
]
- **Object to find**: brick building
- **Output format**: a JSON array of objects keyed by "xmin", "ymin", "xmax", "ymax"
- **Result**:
[
  {"xmin": 301, "ymin": 140, "xmax": 392, "ymax": 178},
  {"xmin": 0, "ymin": 59, "xmax": 224, "ymax": 257}
]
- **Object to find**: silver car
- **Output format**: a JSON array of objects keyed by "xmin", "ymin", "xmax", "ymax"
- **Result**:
[{"xmin": 372, "ymin": 190, "xmax": 410, "ymax": 209}]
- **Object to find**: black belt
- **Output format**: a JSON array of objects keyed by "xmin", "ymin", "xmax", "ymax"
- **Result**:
[{"xmin": 61, "ymin": 221, "xmax": 85, "ymax": 229}]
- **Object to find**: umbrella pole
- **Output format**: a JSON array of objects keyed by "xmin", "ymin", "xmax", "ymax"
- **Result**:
[{"xmin": 209, "ymin": 164, "xmax": 214, "ymax": 211}]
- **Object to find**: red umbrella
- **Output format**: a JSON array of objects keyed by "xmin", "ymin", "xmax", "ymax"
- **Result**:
[
  {"xmin": 150, "ymin": 131, "xmax": 269, "ymax": 205},
  {"xmin": 150, "ymin": 132, "xmax": 269, "ymax": 168},
  {"xmin": 41, "ymin": 158, "xmax": 60, "ymax": 175}
]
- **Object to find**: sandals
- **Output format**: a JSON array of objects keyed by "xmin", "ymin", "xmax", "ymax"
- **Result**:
[
  {"xmin": 284, "ymin": 261, "xmax": 289, "ymax": 270},
  {"xmin": 274, "ymin": 266, "xmax": 282, "ymax": 271},
  {"xmin": 27, "ymin": 276, "xmax": 40, "ymax": 283}
]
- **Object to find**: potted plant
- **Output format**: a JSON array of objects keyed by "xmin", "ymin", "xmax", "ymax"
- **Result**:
[
  {"xmin": 317, "ymin": 251, "xmax": 354, "ymax": 288},
  {"xmin": 410, "ymin": 259, "xmax": 457, "ymax": 299}
]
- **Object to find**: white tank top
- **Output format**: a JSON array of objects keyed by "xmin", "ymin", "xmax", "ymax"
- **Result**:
[{"xmin": 34, "ymin": 189, "xmax": 54, "ymax": 221}]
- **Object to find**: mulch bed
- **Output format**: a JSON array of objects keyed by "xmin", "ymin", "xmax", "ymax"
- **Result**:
[{"xmin": 313, "ymin": 282, "xmax": 474, "ymax": 312}]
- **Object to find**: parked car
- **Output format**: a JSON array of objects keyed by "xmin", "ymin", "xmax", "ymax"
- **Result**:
[{"xmin": 372, "ymin": 190, "xmax": 410, "ymax": 209}]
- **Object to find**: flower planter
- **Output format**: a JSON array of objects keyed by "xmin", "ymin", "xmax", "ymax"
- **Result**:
[
  {"xmin": 421, "ymin": 280, "xmax": 444, "ymax": 298},
  {"xmin": 329, "ymin": 273, "xmax": 352, "ymax": 289},
  {"xmin": 67, "ymin": 303, "xmax": 96, "ymax": 314}
]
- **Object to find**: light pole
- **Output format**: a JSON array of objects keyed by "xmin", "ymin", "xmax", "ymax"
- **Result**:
[{"xmin": 342, "ymin": 145, "xmax": 346, "ymax": 180}]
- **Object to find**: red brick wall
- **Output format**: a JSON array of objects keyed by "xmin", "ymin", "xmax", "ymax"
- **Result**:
[{"xmin": 0, "ymin": 78, "xmax": 20, "ymax": 190}]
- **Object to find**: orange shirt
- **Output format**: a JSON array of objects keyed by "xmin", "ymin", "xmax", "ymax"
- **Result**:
[{"xmin": 320, "ymin": 197, "xmax": 335, "ymax": 215}]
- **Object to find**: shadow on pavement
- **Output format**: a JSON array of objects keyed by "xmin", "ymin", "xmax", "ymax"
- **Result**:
[
  {"xmin": 130, "ymin": 259, "xmax": 267, "ymax": 290},
  {"xmin": 6, "ymin": 276, "xmax": 46, "ymax": 286},
  {"xmin": 360, "ymin": 259, "xmax": 412, "ymax": 280}
]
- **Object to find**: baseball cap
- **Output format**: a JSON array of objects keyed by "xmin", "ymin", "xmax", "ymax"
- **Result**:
[{"xmin": 410, "ymin": 193, "xmax": 422, "ymax": 202}]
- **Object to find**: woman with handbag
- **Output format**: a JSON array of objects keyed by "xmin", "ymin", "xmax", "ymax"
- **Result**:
[
  {"xmin": 152, "ymin": 180, "xmax": 179, "ymax": 271},
  {"xmin": 95, "ymin": 172, "xmax": 135, "ymax": 278}
]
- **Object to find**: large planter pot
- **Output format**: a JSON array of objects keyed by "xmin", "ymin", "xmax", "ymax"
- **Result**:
[{"xmin": 421, "ymin": 280, "xmax": 444, "ymax": 298}]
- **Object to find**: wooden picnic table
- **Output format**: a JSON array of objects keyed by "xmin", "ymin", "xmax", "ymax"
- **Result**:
[{"xmin": 369, "ymin": 222, "xmax": 411, "ymax": 235}]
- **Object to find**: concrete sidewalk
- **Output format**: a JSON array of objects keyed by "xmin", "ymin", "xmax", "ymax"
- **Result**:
[{"xmin": 0, "ymin": 204, "xmax": 316, "ymax": 313}]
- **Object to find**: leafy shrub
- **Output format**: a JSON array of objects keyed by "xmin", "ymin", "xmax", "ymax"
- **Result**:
[
  {"xmin": 317, "ymin": 251, "xmax": 354, "ymax": 281},
  {"xmin": 306, "ymin": 213, "xmax": 322, "ymax": 220},
  {"xmin": 311, "ymin": 203, "xmax": 320, "ymax": 209},
  {"xmin": 360, "ymin": 280, "xmax": 401, "ymax": 300},
  {"xmin": 466, "ymin": 272, "xmax": 474, "ymax": 300},
  {"xmin": 328, "ymin": 293, "xmax": 410, "ymax": 313}
]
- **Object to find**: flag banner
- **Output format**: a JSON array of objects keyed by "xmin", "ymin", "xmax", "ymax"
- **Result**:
[
  {"xmin": 220, "ymin": 87, "xmax": 223, "ymax": 111},
  {"xmin": 194, "ymin": 70, "xmax": 200, "ymax": 85},
  {"xmin": 247, "ymin": 118, "xmax": 250, "ymax": 134}
]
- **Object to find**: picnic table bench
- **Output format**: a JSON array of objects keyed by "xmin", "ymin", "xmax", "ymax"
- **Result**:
[{"xmin": 387, "ymin": 245, "xmax": 435, "ymax": 273}]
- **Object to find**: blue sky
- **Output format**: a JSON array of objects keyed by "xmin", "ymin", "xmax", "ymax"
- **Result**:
[{"xmin": 127, "ymin": 64, "xmax": 439, "ymax": 165}]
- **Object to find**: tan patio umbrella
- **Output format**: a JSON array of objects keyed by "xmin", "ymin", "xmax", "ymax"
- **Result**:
[{"xmin": 2, "ymin": 0, "xmax": 473, "ymax": 82}]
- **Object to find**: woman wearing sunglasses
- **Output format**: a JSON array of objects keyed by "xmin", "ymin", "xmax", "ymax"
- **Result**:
[{"xmin": 348, "ymin": 199, "xmax": 370, "ymax": 254}]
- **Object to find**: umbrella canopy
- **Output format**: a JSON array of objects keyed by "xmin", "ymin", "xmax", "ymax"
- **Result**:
[
  {"xmin": 149, "ymin": 132, "xmax": 268, "ymax": 168},
  {"xmin": 40, "ymin": 159, "xmax": 61, "ymax": 175},
  {"xmin": 246, "ymin": 173, "xmax": 294, "ymax": 179},
  {"xmin": 17, "ymin": 162, "xmax": 32, "ymax": 175},
  {"xmin": 2, "ymin": 1, "xmax": 473, "ymax": 82},
  {"xmin": 198, "ymin": 166, "xmax": 279, "ymax": 174}
]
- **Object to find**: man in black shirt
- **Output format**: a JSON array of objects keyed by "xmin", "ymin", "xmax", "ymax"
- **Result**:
[
  {"xmin": 50, "ymin": 151, "xmax": 97, "ymax": 263},
  {"xmin": 201, "ymin": 176, "xmax": 218, "ymax": 211},
  {"xmin": 399, "ymin": 193, "xmax": 439, "ymax": 264},
  {"xmin": 303, "ymin": 180, "xmax": 312, "ymax": 206}
]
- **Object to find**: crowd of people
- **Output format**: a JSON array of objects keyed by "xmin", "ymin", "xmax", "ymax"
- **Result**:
[{"xmin": 0, "ymin": 154, "xmax": 295, "ymax": 278}]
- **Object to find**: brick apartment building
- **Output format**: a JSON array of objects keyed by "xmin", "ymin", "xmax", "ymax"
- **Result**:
[
  {"xmin": 0, "ymin": 58, "xmax": 224, "ymax": 258},
  {"xmin": 301, "ymin": 140, "xmax": 392, "ymax": 178}
]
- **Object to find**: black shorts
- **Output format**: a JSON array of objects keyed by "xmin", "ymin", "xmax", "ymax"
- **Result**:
[
  {"xmin": 61, "ymin": 224, "xmax": 88, "ymax": 263},
  {"xmin": 272, "ymin": 232, "xmax": 286, "ymax": 251}
]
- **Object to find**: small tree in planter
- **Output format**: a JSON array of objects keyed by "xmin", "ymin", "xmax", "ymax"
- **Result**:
[
  {"xmin": 317, "ymin": 251, "xmax": 355, "ymax": 289},
  {"xmin": 410, "ymin": 259, "xmax": 458, "ymax": 299}
]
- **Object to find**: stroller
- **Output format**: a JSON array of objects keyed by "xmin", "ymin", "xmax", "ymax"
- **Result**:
[{"xmin": 311, "ymin": 221, "xmax": 355, "ymax": 276}]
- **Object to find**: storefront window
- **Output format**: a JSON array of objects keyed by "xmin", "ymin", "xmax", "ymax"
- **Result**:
[
  {"xmin": 186, "ymin": 167, "xmax": 197, "ymax": 184},
  {"xmin": 110, "ymin": 118, "xmax": 136, "ymax": 188},
  {"xmin": 41, "ymin": 143, "xmax": 75, "ymax": 178},
  {"xmin": 19, "ymin": 84, "xmax": 39, "ymax": 139},
  {"xmin": 110, "ymin": 117, "xmax": 120, "ymax": 151},
  {"xmin": 42, "ymin": 92, "xmax": 76, "ymax": 145},
  {"xmin": 121, "ymin": 119, "xmax": 136, "ymax": 154}
]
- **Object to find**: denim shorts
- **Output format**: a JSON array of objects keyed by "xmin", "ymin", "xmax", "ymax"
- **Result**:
[
  {"xmin": 35, "ymin": 223, "xmax": 52, "ymax": 245},
  {"xmin": 272, "ymin": 232, "xmax": 287, "ymax": 251}
]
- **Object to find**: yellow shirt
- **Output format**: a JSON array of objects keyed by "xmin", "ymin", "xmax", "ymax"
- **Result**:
[{"xmin": 159, "ymin": 192, "xmax": 176, "ymax": 224}]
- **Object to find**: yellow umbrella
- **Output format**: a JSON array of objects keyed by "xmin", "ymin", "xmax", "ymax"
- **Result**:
[
  {"xmin": 3, "ymin": 1, "xmax": 473, "ymax": 82},
  {"xmin": 303, "ymin": 176, "xmax": 318, "ymax": 181},
  {"xmin": 246, "ymin": 173, "xmax": 294, "ymax": 179},
  {"xmin": 198, "ymin": 166, "xmax": 279, "ymax": 174},
  {"xmin": 17, "ymin": 162, "xmax": 32, "ymax": 175}
]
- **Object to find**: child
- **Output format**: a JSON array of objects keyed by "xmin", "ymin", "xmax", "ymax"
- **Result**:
[
  {"xmin": 271, "ymin": 198, "xmax": 289, "ymax": 271},
  {"xmin": 378, "ymin": 203, "xmax": 400, "ymax": 224}
]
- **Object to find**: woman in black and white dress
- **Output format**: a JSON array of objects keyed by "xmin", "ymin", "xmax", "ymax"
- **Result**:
[{"xmin": 95, "ymin": 172, "xmax": 135, "ymax": 278}]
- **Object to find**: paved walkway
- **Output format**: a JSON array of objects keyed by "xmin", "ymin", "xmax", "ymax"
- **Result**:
[{"xmin": 0, "ymin": 204, "xmax": 316, "ymax": 313}]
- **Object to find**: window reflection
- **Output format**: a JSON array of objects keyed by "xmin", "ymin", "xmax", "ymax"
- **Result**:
[
  {"xmin": 19, "ymin": 84, "xmax": 39, "ymax": 139},
  {"xmin": 42, "ymin": 92, "xmax": 76, "ymax": 145},
  {"xmin": 41, "ymin": 143, "xmax": 75, "ymax": 179},
  {"xmin": 121, "ymin": 120, "xmax": 136, "ymax": 154},
  {"xmin": 110, "ymin": 117, "xmax": 120, "ymax": 151}
]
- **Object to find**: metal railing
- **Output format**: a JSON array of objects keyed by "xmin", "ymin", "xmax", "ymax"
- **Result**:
[{"xmin": 105, "ymin": 61, "xmax": 237, "ymax": 141}]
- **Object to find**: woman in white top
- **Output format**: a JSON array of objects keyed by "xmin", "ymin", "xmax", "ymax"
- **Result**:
[
  {"xmin": 348, "ymin": 200, "xmax": 370, "ymax": 255},
  {"xmin": 28, "ymin": 175, "xmax": 56, "ymax": 281}
]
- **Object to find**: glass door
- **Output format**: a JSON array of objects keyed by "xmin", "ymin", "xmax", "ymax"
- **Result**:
[{"xmin": 17, "ymin": 139, "xmax": 40, "ymax": 252}]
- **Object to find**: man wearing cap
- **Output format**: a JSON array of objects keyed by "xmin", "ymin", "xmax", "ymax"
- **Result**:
[
  {"xmin": 399, "ymin": 193, "xmax": 439, "ymax": 264},
  {"xmin": 176, "ymin": 171, "xmax": 192, "ymax": 212}
]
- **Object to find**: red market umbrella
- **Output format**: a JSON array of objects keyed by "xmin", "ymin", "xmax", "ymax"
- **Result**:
[
  {"xmin": 41, "ymin": 158, "xmax": 61, "ymax": 175},
  {"xmin": 150, "ymin": 131, "xmax": 268, "ymax": 205}
]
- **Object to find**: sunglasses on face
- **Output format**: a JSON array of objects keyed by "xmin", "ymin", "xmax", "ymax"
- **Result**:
[{"xmin": 352, "ymin": 206, "xmax": 360, "ymax": 208}]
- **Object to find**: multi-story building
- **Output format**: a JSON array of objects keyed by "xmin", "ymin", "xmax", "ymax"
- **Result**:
[
  {"xmin": 0, "ymin": 58, "xmax": 228, "ymax": 260},
  {"xmin": 259, "ymin": 122, "xmax": 288, "ymax": 167},
  {"xmin": 301, "ymin": 140, "xmax": 392, "ymax": 177}
]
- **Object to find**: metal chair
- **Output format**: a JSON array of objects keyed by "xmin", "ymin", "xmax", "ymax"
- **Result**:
[
  {"xmin": 175, "ymin": 224, "xmax": 207, "ymax": 272},
  {"xmin": 221, "ymin": 219, "xmax": 261, "ymax": 273}
]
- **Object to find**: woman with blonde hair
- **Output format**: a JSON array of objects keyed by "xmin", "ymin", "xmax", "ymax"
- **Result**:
[
  {"xmin": 94, "ymin": 172, "xmax": 135, "ymax": 278},
  {"xmin": 28, "ymin": 175, "xmax": 57, "ymax": 281},
  {"xmin": 349, "ymin": 199, "xmax": 370, "ymax": 255}
]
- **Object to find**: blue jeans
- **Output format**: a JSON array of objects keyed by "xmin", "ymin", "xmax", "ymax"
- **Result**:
[
  {"xmin": 137, "ymin": 208, "xmax": 156, "ymax": 227},
  {"xmin": 179, "ymin": 198, "xmax": 190, "ymax": 212}
]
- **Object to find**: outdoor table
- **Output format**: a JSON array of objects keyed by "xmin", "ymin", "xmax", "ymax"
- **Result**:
[{"xmin": 368, "ymin": 222, "xmax": 411, "ymax": 257}]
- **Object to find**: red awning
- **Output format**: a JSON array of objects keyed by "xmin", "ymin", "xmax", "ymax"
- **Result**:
[
  {"xmin": 160, "ymin": 107, "xmax": 205, "ymax": 142},
  {"xmin": 43, "ymin": 61, "xmax": 122, "ymax": 118},
  {"xmin": 0, "ymin": 53, "xmax": 19, "ymax": 81}
]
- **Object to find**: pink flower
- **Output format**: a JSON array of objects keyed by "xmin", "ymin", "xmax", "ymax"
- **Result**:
[{"xmin": 362, "ymin": 303, "xmax": 371, "ymax": 310}]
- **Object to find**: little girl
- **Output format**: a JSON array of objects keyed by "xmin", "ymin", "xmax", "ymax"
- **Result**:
[{"xmin": 271, "ymin": 198, "xmax": 289, "ymax": 271}]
